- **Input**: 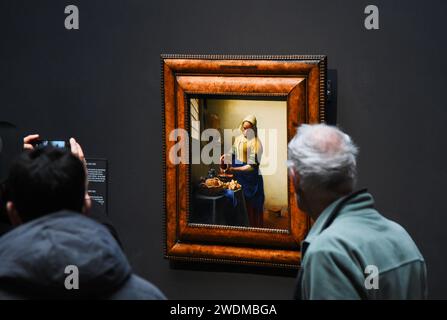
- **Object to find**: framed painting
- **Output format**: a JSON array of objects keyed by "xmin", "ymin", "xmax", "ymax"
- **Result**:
[{"xmin": 162, "ymin": 54, "xmax": 327, "ymax": 269}]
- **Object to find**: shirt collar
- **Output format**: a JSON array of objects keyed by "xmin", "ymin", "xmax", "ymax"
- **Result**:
[{"xmin": 301, "ymin": 188, "xmax": 371, "ymax": 257}]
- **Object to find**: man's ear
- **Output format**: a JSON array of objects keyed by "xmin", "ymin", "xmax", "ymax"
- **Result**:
[
  {"xmin": 82, "ymin": 192, "xmax": 92, "ymax": 215},
  {"xmin": 6, "ymin": 201, "xmax": 22, "ymax": 226}
]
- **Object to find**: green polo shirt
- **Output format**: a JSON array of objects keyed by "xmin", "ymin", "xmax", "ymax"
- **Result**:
[{"xmin": 295, "ymin": 189, "xmax": 427, "ymax": 299}]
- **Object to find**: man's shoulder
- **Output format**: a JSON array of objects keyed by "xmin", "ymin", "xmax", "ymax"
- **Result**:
[
  {"xmin": 322, "ymin": 207, "xmax": 415, "ymax": 246},
  {"xmin": 306, "ymin": 209, "xmax": 424, "ymax": 270},
  {"xmin": 304, "ymin": 228, "xmax": 352, "ymax": 261}
]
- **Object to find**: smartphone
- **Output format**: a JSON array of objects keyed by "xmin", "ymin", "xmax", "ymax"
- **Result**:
[{"xmin": 33, "ymin": 140, "xmax": 69, "ymax": 149}]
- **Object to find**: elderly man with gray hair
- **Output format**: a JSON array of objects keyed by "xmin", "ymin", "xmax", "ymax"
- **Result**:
[{"xmin": 288, "ymin": 124, "xmax": 427, "ymax": 299}]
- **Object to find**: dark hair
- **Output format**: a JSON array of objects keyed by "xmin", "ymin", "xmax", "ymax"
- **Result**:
[{"xmin": 5, "ymin": 147, "xmax": 86, "ymax": 221}]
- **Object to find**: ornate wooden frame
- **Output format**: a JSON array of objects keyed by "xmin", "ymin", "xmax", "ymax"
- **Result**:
[{"xmin": 162, "ymin": 55, "xmax": 327, "ymax": 269}]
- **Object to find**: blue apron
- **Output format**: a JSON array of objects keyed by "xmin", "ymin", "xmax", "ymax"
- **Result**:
[{"xmin": 231, "ymin": 157, "xmax": 265, "ymax": 211}]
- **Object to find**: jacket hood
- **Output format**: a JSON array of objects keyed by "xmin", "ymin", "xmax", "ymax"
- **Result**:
[{"xmin": 0, "ymin": 211, "xmax": 130, "ymax": 299}]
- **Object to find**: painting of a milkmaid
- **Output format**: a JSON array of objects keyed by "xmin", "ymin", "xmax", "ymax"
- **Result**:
[
  {"xmin": 220, "ymin": 114, "xmax": 265, "ymax": 228},
  {"xmin": 189, "ymin": 98, "xmax": 288, "ymax": 230}
]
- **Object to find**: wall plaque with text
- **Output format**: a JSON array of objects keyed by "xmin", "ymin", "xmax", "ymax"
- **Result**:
[{"xmin": 86, "ymin": 158, "xmax": 108, "ymax": 215}]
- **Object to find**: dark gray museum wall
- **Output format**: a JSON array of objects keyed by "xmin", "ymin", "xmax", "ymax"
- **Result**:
[{"xmin": 1, "ymin": 0, "xmax": 446, "ymax": 299}]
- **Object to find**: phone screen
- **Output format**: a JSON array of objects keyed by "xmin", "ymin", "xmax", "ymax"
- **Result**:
[{"xmin": 36, "ymin": 140, "xmax": 67, "ymax": 149}]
